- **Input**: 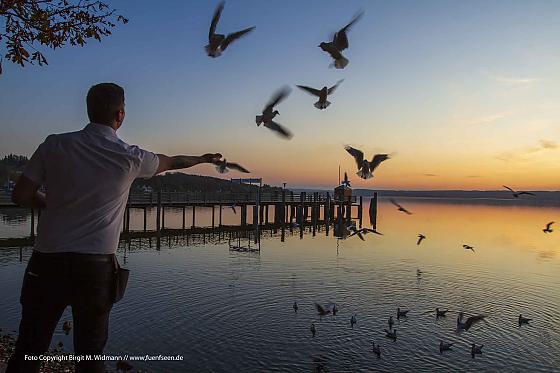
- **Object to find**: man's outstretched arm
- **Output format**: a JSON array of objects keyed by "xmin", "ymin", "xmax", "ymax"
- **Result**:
[{"xmin": 155, "ymin": 153, "xmax": 222, "ymax": 175}]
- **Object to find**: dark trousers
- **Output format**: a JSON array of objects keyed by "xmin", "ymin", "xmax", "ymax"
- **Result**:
[{"xmin": 6, "ymin": 250, "xmax": 115, "ymax": 373}]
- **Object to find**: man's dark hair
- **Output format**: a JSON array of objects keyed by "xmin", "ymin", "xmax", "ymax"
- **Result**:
[{"xmin": 86, "ymin": 83, "xmax": 125, "ymax": 124}]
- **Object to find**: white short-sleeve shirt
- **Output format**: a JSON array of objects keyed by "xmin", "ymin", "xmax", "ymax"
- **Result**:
[{"xmin": 23, "ymin": 123, "xmax": 159, "ymax": 254}]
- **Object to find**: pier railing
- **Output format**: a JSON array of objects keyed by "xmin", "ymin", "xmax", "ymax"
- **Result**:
[{"xmin": 127, "ymin": 191, "xmax": 357, "ymax": 205}]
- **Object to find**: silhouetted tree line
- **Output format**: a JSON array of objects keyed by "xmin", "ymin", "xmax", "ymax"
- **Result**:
[
  {"xmin": 0, "ymin": 154, "xmax": 29, "ymax": 184},
  {"xmin": 132, "ymin": 172, "xmax": 282, "ymax": 193}
]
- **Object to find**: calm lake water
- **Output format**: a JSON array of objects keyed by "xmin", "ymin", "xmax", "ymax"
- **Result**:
[{"xmin": 1, "ymin": 198, "xmax": 559, "ymax": 372}]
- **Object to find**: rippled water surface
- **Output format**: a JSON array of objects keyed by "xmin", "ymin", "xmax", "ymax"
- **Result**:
[{"xmin": 1, "ymin": 199, "xmax": 559, "ymax": 372}]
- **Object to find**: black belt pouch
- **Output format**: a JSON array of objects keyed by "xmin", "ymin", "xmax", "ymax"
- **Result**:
[{"xmin": 112, "ymin": 255, "xmax": 130, "ymax": 303}]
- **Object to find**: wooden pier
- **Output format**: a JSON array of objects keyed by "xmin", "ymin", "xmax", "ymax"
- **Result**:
[{"xmin": 0, "ymin": 190, "xmax": 377, "ymax": 248}]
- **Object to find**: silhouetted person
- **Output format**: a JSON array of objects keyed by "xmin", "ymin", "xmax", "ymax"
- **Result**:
[{"xmin": 7, "ymin": 83, "xmax": 222, "ymax": 373}]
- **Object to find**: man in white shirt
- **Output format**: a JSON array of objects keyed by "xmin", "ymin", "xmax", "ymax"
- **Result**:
[{"xmin": 7, "ymin": 83, "xmax": 222, "ymax": 373}]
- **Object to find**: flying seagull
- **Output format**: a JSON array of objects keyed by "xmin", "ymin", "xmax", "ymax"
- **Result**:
[
  {"xmin": 256, "ymin": 87, "xmax": 293, "ymax": 139},
  {"xmin": 341, "ymin": 172, "xmax": 351, "ymax": 187},
  {"xmin": 315, "ymin": 303, "xmax": 338, "ymax": 316},
  {"xmin": 390, "ymin": 199, "xmax": 412, "ymax": 215},
  {"xmin": 318, "ymin": 11, "xmax": 364, "ymax": 69},
  {"xmin": 417, "ymin": 234, "xmax": 426, "ymax": 245},
  {"xmin": 348, "ymin": 227, "xmax": 383, "ymax": 240},
  {"xmin": 215, "ymin": 158, "xmax": 250, "ymax": 174},
  {"xmin": 463, "ymin": 244, "xmax": 475, "ymax": 252},
  {"xmin": 345, "ymin": 146, "xmax": 390, "ymax": 179},
  {"xmin": 296, "ymin": 80, "xmax": 343, "ymax": 109},
  {"xmin": 503, "ymin": 185, "xmax": 536, "ymax": 198},
  {"xmin": 457, "ymin": 312, "xmax": 485, "ymax": 331},
  {"xmin": 205, "ymin": 1, "xmax": 255, "ymax": 58},
  {"xmin": 543, "ymin": 222, "xmax": 554, "ymax": 233}
]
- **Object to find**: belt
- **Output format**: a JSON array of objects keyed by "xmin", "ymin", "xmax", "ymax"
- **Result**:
[{"xmin": 33, "ymin": 250, "xmax": 114, "ymax": 263}]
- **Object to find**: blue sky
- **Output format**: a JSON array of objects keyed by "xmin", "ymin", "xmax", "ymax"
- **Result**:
[{"xmin": 1, "ymin": 0, "xmax": 559, "ymax": 189}]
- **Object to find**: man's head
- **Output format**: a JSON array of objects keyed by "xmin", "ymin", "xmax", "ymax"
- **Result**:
[{"xmin": 86, "ymin": 83, "xmax": 125, "ymax": 129}]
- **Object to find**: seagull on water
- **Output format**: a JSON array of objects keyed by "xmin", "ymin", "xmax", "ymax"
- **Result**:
[
  {"xmin": 310, "ymin": 323, "xmax": 316, "ymax": 337},
  {"xmin": 463, "ymin": 244, "xmax": 475, "ymax": 252},
  {"xmin": 388, "ymin": 316, "xmax": 394, "ymax": 329},
  {"xmin": 436, "ymin": 308, "xmax": 449, "ymax": 318},
  {"xmin": 390, "ymin": 199, "xmax": 412, "ymax": 215},
  {"xmin": 372, "ymin": 341, "xmax": 381, "ymax": 358},
  {"xmin": 471, "ymin": 343, "xmax": 483, "ymax": 357},
  {"xmin": 417, "ymin": 234, "xmax": 426, "ymax": 245},
  {"xmin": 318, "ymin": 11, "xmax": 364, "ymax": 69},
  {"xmin": 205, "ymin": 1, "xmax": 255, "ymax": 58},
  {"xmin": 345, "ymin": 146, "xmax": 390, "ymax": 180},
  {"xmin": 518, "ymin": 314, "xmax": 531, "ymax": 326},
  {"xmin": 397, "ymin": 307, "xmax": 409, "ymax": 319},
  {"xmin": 543, "ymin": 222, "xmax": 554, "ymax": 233},
  {"xmin": 214, "ymin": 158, "xmax": 250, "ymax": 174},
  {"xmin": 385, "ymin": 328, "xmax": 397, "ymax": 341},
  {"xmin": 256, "ymin": 87, "xmax": 293, "ymax": 139},
  {"xmin": 296, "ymin": 80, "xmax": 343, "ymax": 110},
  {"xmin": 503, "ymin": 185, "xmax": 536, "ymax": 198},
  {"xmin": 350, "ymin": 313, "xmax": 357, "ymax": 327},
  {"xmin": 457, "ymin": 312, "xmax": 485, "ymax": 331},
  {"xmin": 439, "ymin": 340, "xmax": 453, "ymax": 353},
  {"xmin": 293, "ymin": 301, "xmax": 298, "ymax": 313}
]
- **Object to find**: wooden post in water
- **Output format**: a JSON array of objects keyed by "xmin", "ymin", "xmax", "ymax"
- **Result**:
[
  {"xmin": 30, "ymin": 208, "xmax": 35, "ymax": 238},
  {"xmin": 212, "ymin": 205, "xmax": 215, "ymax": 228},
  {"xmin": 219, "ymin": 204, "xmax": 222, "ymax": 226},
  {"xmin": 182, "ymin": 206, "xmax": 186, "ymax": 229},
  {"xmin": 156, "ymin": 191, "xmax": 161, "ymax": 233},
  {"xmin": 126, "ymin": 205, "xmax": 131, "ymax": 232},
  {"xmin": 192, "ymin": 204, "xmax": 196, "ymax": 228},
  {"xmin": 346, "ymin": 198, "xmax": 352, "ymax": 222},
  {"xmin": 358, "ymin": 196, "xmax": 363, "ymax": 228},
  {"xmin": 143, "ymin": 207, "xmax": 147, "ymax": 232},
  {"xmin": 281, "ymin": 190, "xmax": 286, "ymax": 224},
  {"xmin": 369, "ymin": 192, "xmax": 378, "ymax": 229},
  {"xmin": 161, "ymin": 205, "xmax": 165, "ymax": 230}
]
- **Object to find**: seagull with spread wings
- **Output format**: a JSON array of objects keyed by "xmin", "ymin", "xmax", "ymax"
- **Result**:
[
  {"xmin": 543, "ymin": 222, "xmax": 554, "ymax": 233},
  {"xmin": 457, "ymin": 312, "xmax": 485, "ymax": 332},
  {"xmin": 390, "ymin": 198, "xmax": 412, "ymax": 215},
  {"xmin": 205, "ymin": 1, "xmax": 255, "ymax": 58},
  {"xmin": 503, "ymin": 185, "xmax": 536, "ymax": 198},
  {"xmin": 256, "ymin": 87, "xmax": 293, "ymax": 139},
  {"xmin": 215, "ymin": 158, "xmax": 250, "ymax": 174},
  {"xmin": 345, "ymin": 146, "xmax": 390, "ymax": 179},
  {"xmin": 417, "ymin": 234, "xmax": 426, "ymax": 245},
  {"xmin": 463, "ymin": 244, "xmax": 475, "ymax": 252},
  {"xmin": 319, "ymin": 11, "xmax": 364, "ymax": 69},
  {"xmin": 296, "ymin": 80, "xmax": 343, "ymax": 109}
]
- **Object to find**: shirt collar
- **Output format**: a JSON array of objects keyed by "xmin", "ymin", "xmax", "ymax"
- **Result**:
[{"xmin": 85, "ymin": 123, "xmax": 118, "ymax": 138}]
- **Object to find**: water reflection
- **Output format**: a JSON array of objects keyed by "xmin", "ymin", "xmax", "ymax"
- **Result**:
[{"xmin": 0, "ymin": 200, "xmax": 559, "ymax": 372}]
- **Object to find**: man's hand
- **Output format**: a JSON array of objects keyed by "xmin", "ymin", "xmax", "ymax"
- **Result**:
[
  {"xmin": 200, "ymin": 153, "xmax": 223, "ymax": 164},
  {"xmin": 156, "ymin": 153, "xmax": 223, "ymax": 174}
]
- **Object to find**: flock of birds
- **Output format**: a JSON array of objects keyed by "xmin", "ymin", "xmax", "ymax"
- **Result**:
[
  {"xmin": 285, "ymin": 177, "xmax": 550, "ymax": 362},
  {"xmin": 202, "ymin": 2, "xmax": 375, "ymax": 174}
]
